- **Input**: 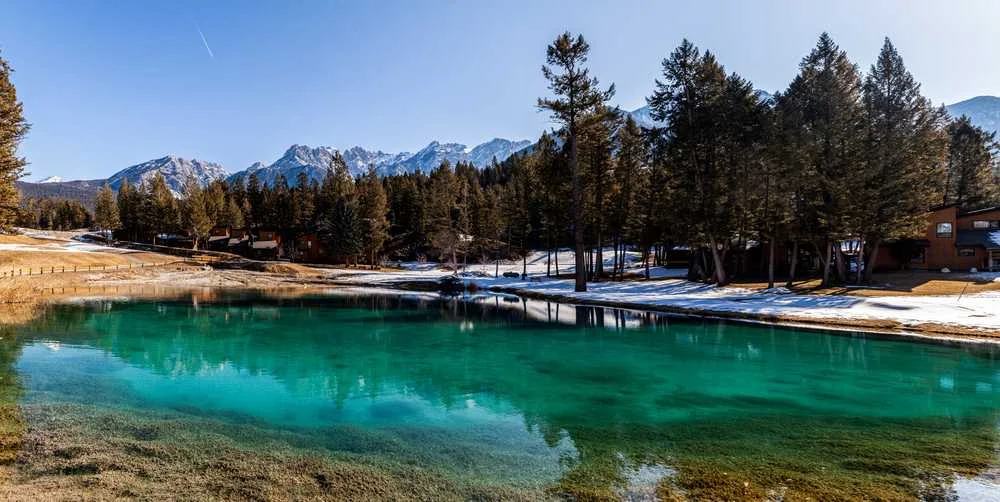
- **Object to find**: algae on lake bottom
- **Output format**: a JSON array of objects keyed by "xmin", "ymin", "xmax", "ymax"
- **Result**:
[{"xmin": 0, "ymin": 291, "xmax": 998, "ymax": 500}]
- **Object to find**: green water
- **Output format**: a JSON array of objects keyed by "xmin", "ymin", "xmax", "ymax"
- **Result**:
[{"xmin": 6, "ymin": 290, "xmax": 1000, "ymax": 499}]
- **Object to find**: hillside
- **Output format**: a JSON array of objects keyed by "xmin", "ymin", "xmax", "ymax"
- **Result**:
[{"xmin": 14, "ymin": 179, "xmax": 105, "ymax": 208}]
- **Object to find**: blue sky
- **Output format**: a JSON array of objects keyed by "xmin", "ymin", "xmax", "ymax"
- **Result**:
[{"xmin": 2, "ymin": 0, "xmax": 998, "ymax": 181}]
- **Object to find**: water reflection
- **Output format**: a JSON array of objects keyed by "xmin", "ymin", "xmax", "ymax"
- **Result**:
[{"xmin": 9, "ymin": 290, "xmax": 1000, "ymax": 499}]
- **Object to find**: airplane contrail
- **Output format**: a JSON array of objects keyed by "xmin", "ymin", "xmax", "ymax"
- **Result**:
[{"xmin": 197, "ymin": 24, "xmax": 214, "ymax": 59}]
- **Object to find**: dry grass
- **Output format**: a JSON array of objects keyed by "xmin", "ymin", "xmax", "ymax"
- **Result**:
[
  {"xmin": 731, "ymin": 271, "xmax": 1000, "ymax": 297},
  {"xmin": 0, "ymin": 235, "xmax": 58, "ymax": 246}
]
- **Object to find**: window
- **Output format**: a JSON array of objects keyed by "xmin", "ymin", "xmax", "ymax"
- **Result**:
[
  {"xmin": 936, "ymin": 222, "xmax": 953, "ymax": 238},
  {"xmin": 958, "ymin": 248, "xmax": 976, "ymax": 257},
  {"xmin": 973, "ymin": 220, "xmax": 990, "ymax": 229}
]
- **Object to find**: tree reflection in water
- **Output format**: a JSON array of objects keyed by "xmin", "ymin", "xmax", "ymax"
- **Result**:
[{"xmin": 11, "ymin": 291, "xmax": 1000, "ymax": 500}]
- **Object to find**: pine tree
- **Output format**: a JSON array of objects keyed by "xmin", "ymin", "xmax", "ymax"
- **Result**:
[
  {"xmin": 329, "ymin": 197, "xmax": 360, "ymax": 264},
  {"xmin": 0, "ymin": 51, "xmax": 29, "ymax": 231},
  {"xmin": 858, "ymin": 38, "xmax": 948, "ymax": 281},
  {"xmin": 219, "ymin": 195, "xmax": 244, "ymax": 229},
  {"xmin": 357, "ymin": 165, "xmax": 389, "ymax": 268},
  {"xmin": 247, "ymin": 173, "xmax": 264, "ymax": 228},
  {"xmin": 944, "ymin": 116, "xmax": 998, "ymax": 210},
  {"xmin": 611, "ymin": 115, "xmax": 645, "ymax": 279},
  {"xmin": 94, "ymin": 182, "xmax": 120, "ymax": 234},
  {"xmin": 775, "ymin": 33, "xmax": 866, "ymax": 285},
  {"xmin": 116, "ymin": 178, "xmax": 138, "ymax": 240},
  {"xmin": 648, "ymin": 39, "xmax": 764, "ymax": 285},
  {"xmin": 181, "ymin": 176, "xmax": 212, "ymax": 250},
  {"xmin": 147, "ymin": 173, "xmax": 179, "ymax": 243},
  {"xmin": 426, "ymin": 161, "xmax": 462, "ymax": 267},
  {"xmin": 293, "ymin": 171, "xmax": 316, "ymax": 232},
  {"xmin": 317, "ymin": 152, "xmax": 359, "ymax": 264},
  {"xmin": 538, "ymin": 32, "xmax": 615, "ymax": 292}
]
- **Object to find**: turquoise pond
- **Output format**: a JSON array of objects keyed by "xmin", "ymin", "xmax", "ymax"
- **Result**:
[{"xmin": 4, "ymin": 290, "xmax": 1000, "ymax": 499}]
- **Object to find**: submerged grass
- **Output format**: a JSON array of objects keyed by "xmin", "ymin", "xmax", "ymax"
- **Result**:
[
  {"xmin": 553, "ymin": 414, "xmax": 998, "ymax": 501},
  {"xmin": 1, "ymin": 403, "xmax": 554, "ymax": 501}
]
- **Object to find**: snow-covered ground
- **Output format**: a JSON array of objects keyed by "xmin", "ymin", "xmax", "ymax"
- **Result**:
[
  {"xmin": 328, "ymin": 249, "xmax": 686, "ymax": 284},
  {"xmin": 324, "ymin": 250, "xmax": 1000, "ymax": 334},
  {"xmin": 483, "ymin": 278, "xmax": 1000, "ymax": 333}
]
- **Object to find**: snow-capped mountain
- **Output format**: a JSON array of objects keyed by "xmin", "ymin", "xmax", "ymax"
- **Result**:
[
  {"xmin": 107, "ymin": 156, "xmax": 228, "ymax": 196},
  {"xmin": 227, "ymin": 138, "xmax": 531, "ymax": 187},
  {"xmin": 37, "ymin": 175, "xmax": 64, "ymax": 184},
  {"xmin": 946, "ymin": 96, "xmax": 1000, "ymax": 135},
  {"xmin": 468, "ymin": 138, "xmax": 533, "ymax": 167},
  {"xmin": 388, "ymin": 141, "xmax": 467, "ymax": 175},
  {"xmin": 628, "ymin": 106, "xmax": 662, "ymax": 129}
]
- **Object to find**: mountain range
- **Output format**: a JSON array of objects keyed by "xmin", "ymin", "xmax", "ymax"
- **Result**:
[{"xmin": 16, "ymin": 95, "xmax": 1000, "ymax": 206}]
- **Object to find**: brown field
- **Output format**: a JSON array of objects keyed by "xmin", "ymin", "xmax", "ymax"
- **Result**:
[{"xmin": 731, "ymin": 271, "xmax": 1000, "ymax": 297}]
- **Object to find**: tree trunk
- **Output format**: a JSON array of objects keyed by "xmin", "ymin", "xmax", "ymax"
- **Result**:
[
  {"xmin": 610, "ymin": 238, "xmax": 616, "ymax": 280},
  {"xmin": 834, "ymin": 242, "xmax": 847, "ymax": 283},
  {"xmin": 644, "ymin": 245, "xmax": 650, "ymax": 280},
  {"xmin": 786, "ymin": 241, "xmax": 799, "ymax": 289},
  {"xmin": 863, "ymin": 238, "xmax": 882, "ymax": 284},
  {"xmin": 767, "ymin": 238, "xmax": 775, "ymax": 289},
  {"xmin": 595, "ymin": 236, "xmax": 603, "ymax": 283},
  {"xmin": 546, "ymin": 247, "xmax": 551, "ymax": 277},
  {"xmin": 816, "ymin": 240, "xmax": 832, "ymax": 287},
  {"xmin": 855, "ymin": 237, "xmax": 865, "ymax": 284},
  {"xmin": 708, "ymin": 235, "xmax": 728, "ymax": 285},
  {"xmin": 570, "ymin": 132, "xmax": 586, "ymax": 292}
]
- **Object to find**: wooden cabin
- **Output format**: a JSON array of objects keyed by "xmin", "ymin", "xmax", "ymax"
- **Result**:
[{"xmin": 879, "ymin": 205, "xmax": 1000, "ymax": 272}]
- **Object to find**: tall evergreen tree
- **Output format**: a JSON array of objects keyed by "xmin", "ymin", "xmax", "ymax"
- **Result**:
[
  {"xmin": 0, "ymin": 51, "xmax": 29, "ymax": 231},
  {"xmin": 943, "ymin": 115, "xmax": 998, "ymax": 210},
  {"xmin": 317, "ymin": 152, "xmax": 359, "ymax": 264},
  {"xmin": 426, "ymin": 161, "xmax": 463, "ymax": 267},
  {"xmin": 357, "ymin": 165, "xmax": 389, "ymax": 268},
  {"xmin": 648, "ymin": 40, "xmax": 764, "ymax": 285},
  {"xmin": 147, "ymin": 173, "xmax": 179, "ymax": 242},
  {"xmin": 181, "ymin": 176, "xmax": 212, "ymax": 250},
  {"xmin": 246, "ymin": 173, "xmax": 264, "ymax": 229},
  {"xmin": 611, "ymin": 115, "xmax": 646, "ymax": 279},
  {"xmin": 219, "ymin": 195, "xmax": 245, "ymax": 229},
  {"xmin": 116, "ymin": 178, "xmax": 139, "ymax": 240},
  {"xmin": 775, "ymin": 33, "xmax": 866, "ymax": 285},
  {"xmin": 538, "ymin": 32, "xmax": 615, "ymax": 292},
  {"xmin": 94, "ymin": 182, "xmax": 121, "ymax": 234},
  {"xmin": 858, "ymin": 38, "xmax": 948, "ymax": 281}
]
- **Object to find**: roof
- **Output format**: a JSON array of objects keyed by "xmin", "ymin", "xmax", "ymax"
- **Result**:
[
  {"xmin": 955, "ymin": 229, "xmax": 1000, "ymax": 248},
  {"xmin": 960, "ymin": 206, "xmax": 1000, "ymax": 217},
  {"xmin": 252, "ymin": 240, "xmax": 279, "ymax": 249}
]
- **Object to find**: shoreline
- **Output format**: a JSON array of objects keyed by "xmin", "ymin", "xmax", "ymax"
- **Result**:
[
  {"xmin": 487, "ymin": 285, "xmax": 1000, "ymax": 346},
  {"xmin": 4, "ymin": 254, "xmax": 1000, "ymax": 343}
]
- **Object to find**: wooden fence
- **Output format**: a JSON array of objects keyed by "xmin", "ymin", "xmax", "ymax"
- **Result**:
[{"xmin": 0, "ymin": 260, "xmax": 187, "ymax": 279}]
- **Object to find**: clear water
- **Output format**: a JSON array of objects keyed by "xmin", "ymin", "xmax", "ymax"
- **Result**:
[{"xmin": 6, "ymin": 290, "xmax": 1000, "ymax": 499}]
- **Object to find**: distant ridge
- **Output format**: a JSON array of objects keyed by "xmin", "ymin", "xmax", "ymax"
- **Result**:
[
  {"xmin": 18, "ymin": 93, "xmax": 999, "ymax": 200},
  {"xmin": 945, "ymin": 96, "xmax": 1000, "ymax": 135}
]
